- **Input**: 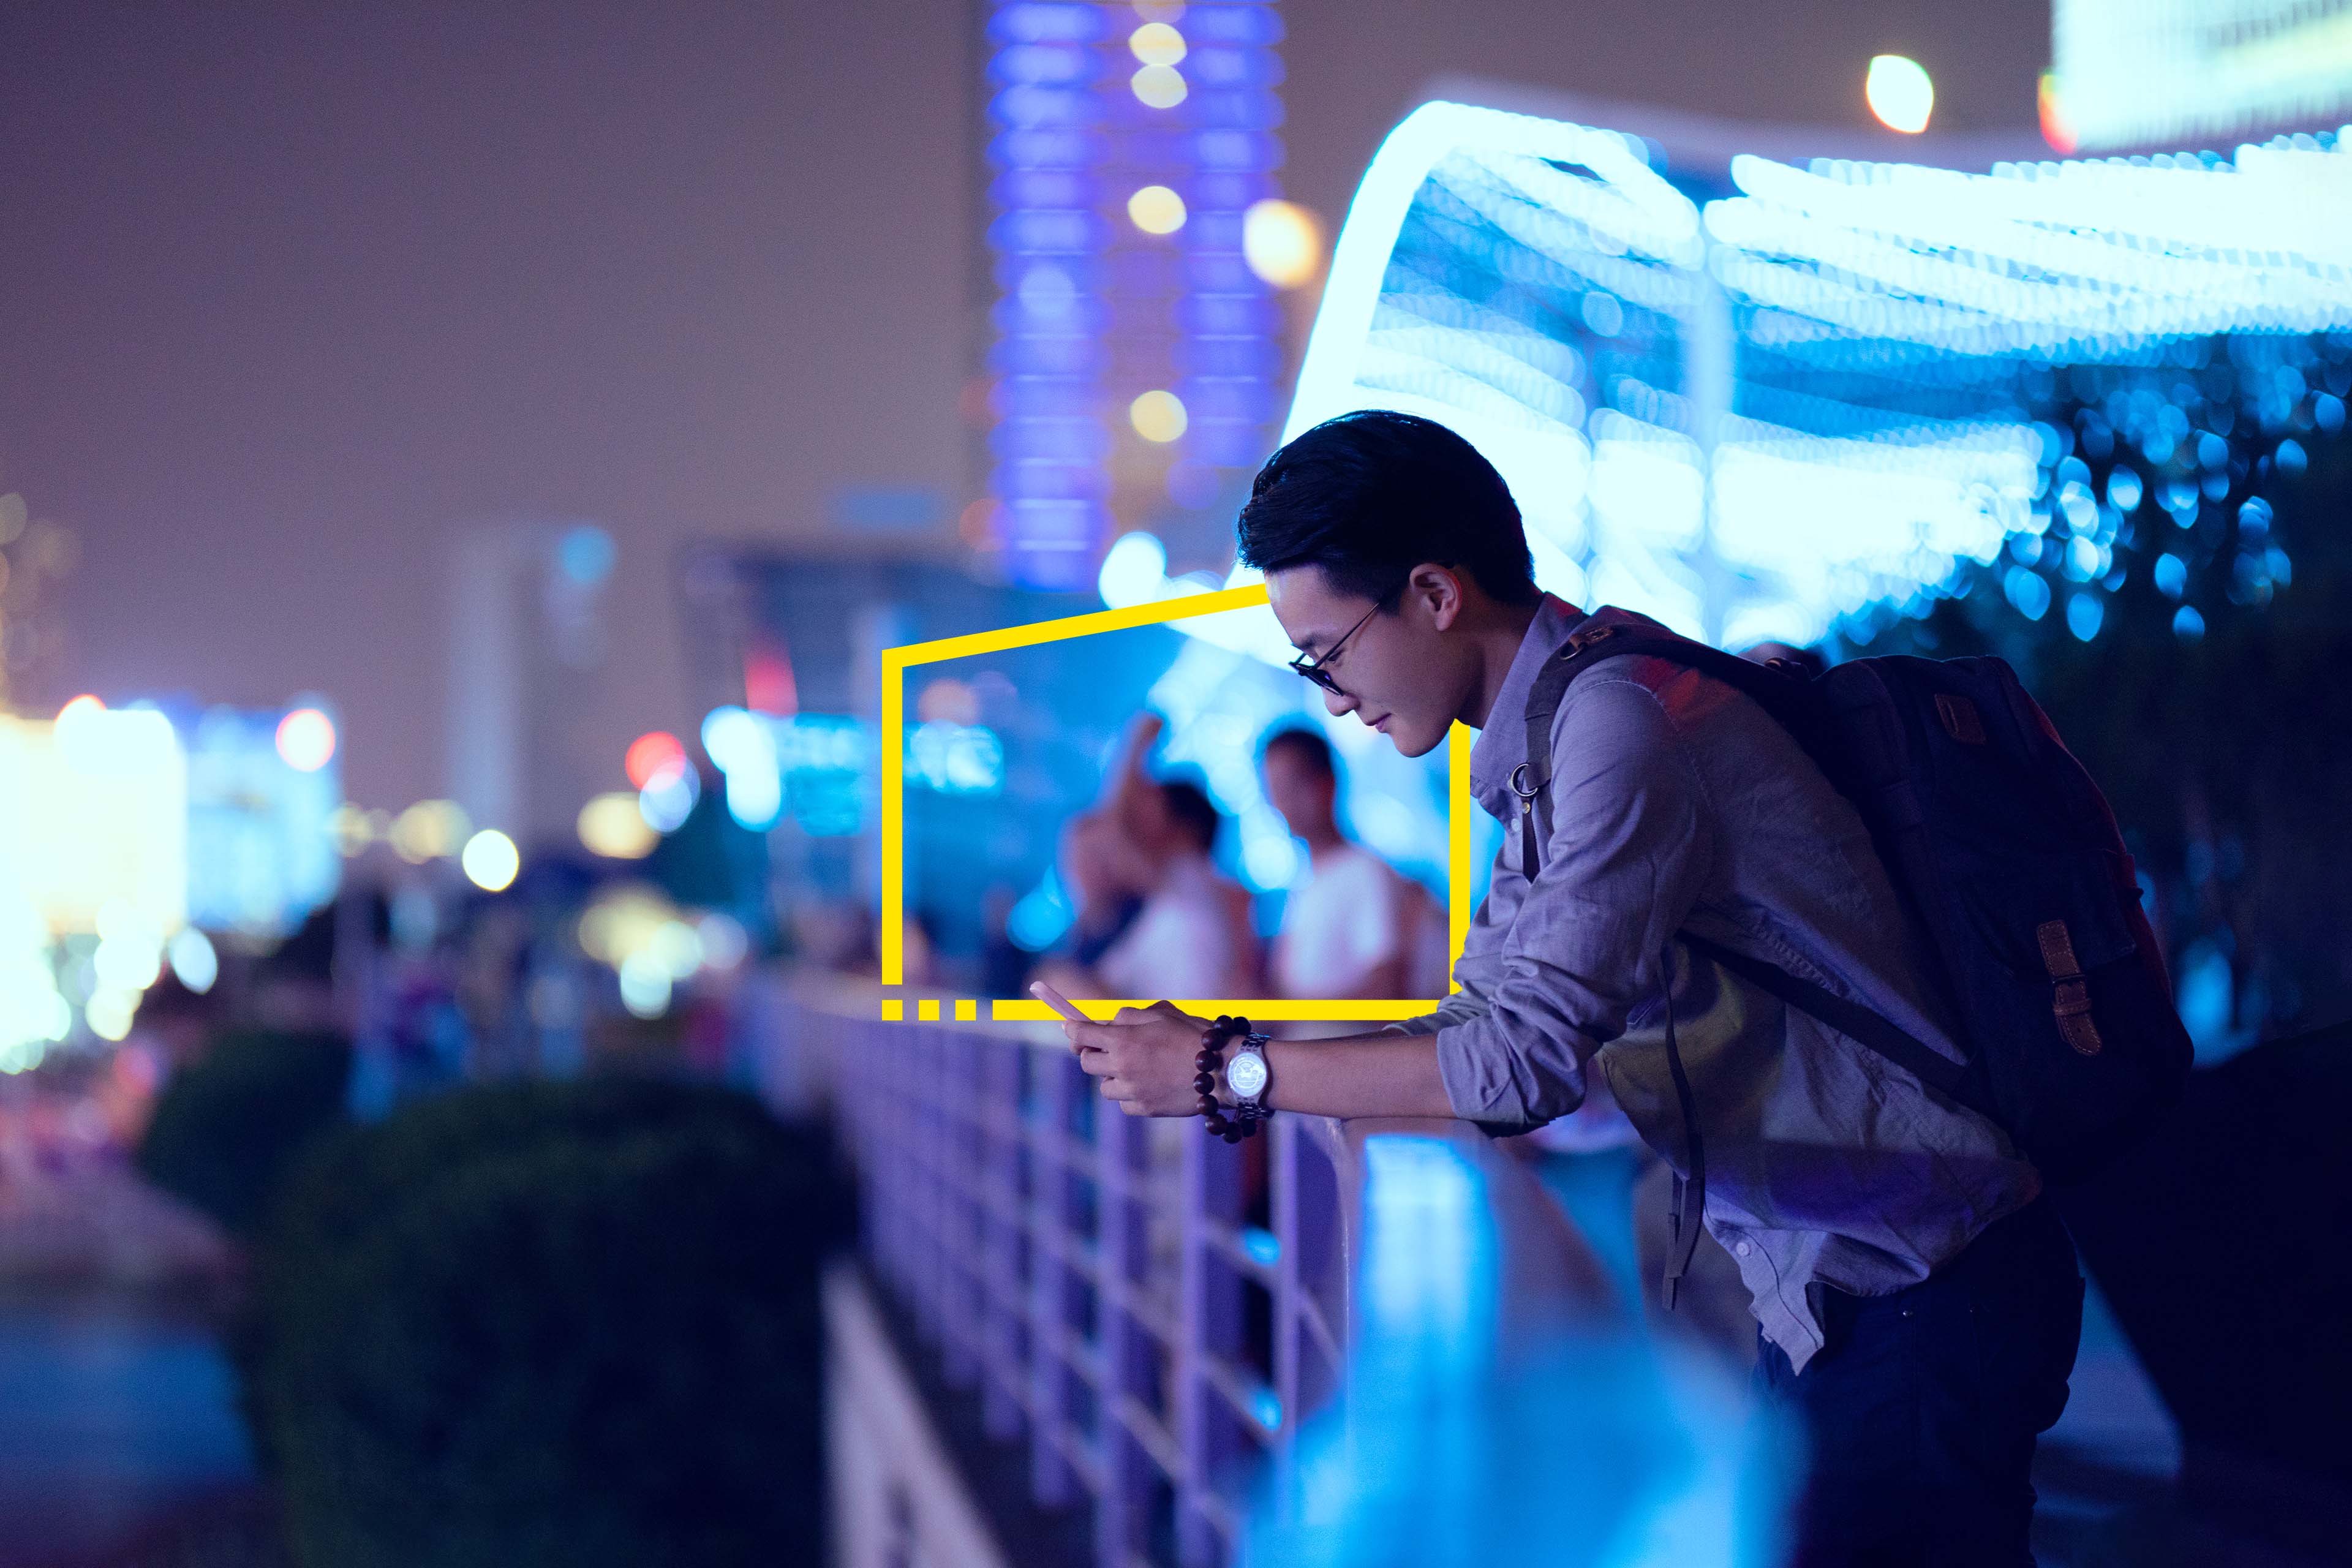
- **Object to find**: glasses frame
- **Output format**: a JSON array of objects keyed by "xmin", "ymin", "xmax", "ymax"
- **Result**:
[{"xmin": 1289, "ymin": 579, "xmax": 1410, "ymax": 696}]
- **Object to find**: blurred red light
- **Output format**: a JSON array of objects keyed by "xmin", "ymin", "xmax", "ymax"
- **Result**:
[{"xmin": 624, "ymin": 731, "xmax": 687, "ymax": 791}]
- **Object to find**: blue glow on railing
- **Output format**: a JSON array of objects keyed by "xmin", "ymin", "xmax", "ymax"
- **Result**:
[
  {"xmin": 1248, "ymin": 1131, "xmax": 1790, "ymax": 1564},
  {"xmin": 1357, "ymin": 1136, "xmax": 1490, "ymax": 1346},
  {"xmin": 1239, "ymin": 1224, "xmax": 1281, "ymax": 1268}
]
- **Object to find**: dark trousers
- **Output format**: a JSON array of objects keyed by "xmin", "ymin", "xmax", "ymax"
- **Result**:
[{"xmin": 1753, "ymin": 1199, "xmax": 2086, "ymax": 1567}]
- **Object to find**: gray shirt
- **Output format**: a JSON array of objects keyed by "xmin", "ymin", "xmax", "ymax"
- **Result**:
[{"xmin": 1400, "ymin": 597, "xmax": 2041, "ymax": 1371}]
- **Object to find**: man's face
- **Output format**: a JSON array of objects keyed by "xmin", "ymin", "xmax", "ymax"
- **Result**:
[
  {"xmin": 1259, "ymin": 744, "xmax": 1333, "ymax": 839},
  {"xmin": 1264, "ymin": 563, "xmax": 1465, "ymax": 759}
]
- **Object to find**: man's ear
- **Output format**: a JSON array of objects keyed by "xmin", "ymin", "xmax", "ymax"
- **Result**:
[{"xmin": 1408, "ymin": 561, "xmax": 1466, "ymax": 631}]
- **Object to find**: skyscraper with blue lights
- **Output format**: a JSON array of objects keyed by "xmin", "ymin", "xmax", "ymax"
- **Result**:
[{"xmin": 982, "ymin": 0, "xmax": 1286, "ymax": 590}]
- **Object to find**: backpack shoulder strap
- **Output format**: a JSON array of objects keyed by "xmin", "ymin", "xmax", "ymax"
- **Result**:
[
  {"xmin": 1519, "ymin": 620, "xmax": 1797, "ymax": 873},
  {"xmin": 1517, "ymin": 624, "xmax": 1968, "ymax": 1101},
  {"xmin": 1680, "ymin": 933, "xmax": 1966, "ymax": 1098}
]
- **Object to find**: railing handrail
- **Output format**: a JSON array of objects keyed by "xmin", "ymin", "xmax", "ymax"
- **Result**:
[
  {"xmin": 794, "ymin": 978, "xmax": 1633, "ymax": 1567},
  {"xmin": 1317, "ymin": 1115, "xmax": 1620, "ymax": 1355}
]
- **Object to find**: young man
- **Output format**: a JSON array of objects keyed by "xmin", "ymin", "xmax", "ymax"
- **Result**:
[
  {"xmin": 1063, "ymin": 409, "xmax": 2084, "ymax": 1564},
  {"xmin": 1259, "ymin": 726, "xmax": 1448, "ymax": 1004}
]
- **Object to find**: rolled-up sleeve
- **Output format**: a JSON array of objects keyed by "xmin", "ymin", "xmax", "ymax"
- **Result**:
[{"xmin": 1432, "ymin": 676, "xmax": 1717, "ymax": 1131}]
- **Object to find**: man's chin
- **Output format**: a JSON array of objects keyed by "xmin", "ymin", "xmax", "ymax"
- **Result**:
[{"xmin": 1385, "ymin": 723, "xmax": 1444, "ymax": 759}]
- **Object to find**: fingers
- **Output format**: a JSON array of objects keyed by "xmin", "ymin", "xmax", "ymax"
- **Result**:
[
  {"xmin": 1076, "ymin": 1048, "xmax": 1117, "ymax": 1078},
  {"xmin": 1111, "ymin": 1001, "xmax": 1186, "ymax": 1025},
  {"xmin": 1094, "ymin": 1076, "xmax": 1177, "ymax": 1117}
]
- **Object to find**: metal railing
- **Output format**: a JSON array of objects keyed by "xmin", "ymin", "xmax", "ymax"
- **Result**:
[{"xmin": 805, "ymin": 980, "xmax": 1624, "ymax": 1568}]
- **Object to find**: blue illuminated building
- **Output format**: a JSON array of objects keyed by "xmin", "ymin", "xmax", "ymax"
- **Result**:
[
  {"xmin": 178, "ymin": 704, "xmax": 342, "ymax": 937},
  {"xmin": 984, "ymin": 0, "xmax": 1285, "ymax": 589}
]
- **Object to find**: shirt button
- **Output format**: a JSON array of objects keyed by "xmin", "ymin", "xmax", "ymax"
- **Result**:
[{"xmin": 1735, "ymin": 1242, "xmax": 1753, "ymax": 1257}]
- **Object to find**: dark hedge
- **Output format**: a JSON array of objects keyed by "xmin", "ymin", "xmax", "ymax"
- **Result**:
[
  {"xmin": 246, "ymin": 1077, "xmax": 843, "ymax": 1568},
  {"xmin": 136, "ymin": 1028, "xmax": 353, "ymax": 1235}
]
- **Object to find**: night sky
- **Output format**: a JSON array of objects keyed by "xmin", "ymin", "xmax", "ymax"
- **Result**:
[{"xmin": 0, "ymin": 0, "xmax": 2048, "ymax": 809}]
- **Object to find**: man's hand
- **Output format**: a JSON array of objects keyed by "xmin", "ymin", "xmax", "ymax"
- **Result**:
[{"xmin": 1061, "ymin": 1000, "xmax": 1214, "ymax": 1117}]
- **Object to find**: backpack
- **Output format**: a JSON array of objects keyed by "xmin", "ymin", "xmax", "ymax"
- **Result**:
[{"xmin": 1518, "ymin": 614, "xmax": 2193, "ymax": 1302}]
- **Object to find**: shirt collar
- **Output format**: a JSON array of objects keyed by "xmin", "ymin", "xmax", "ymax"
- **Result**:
[{"xmin": 1468, "ymin": 595, "xmax": 1590, "ymax": 804}]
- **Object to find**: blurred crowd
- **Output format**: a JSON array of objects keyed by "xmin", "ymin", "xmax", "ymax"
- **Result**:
[{"xmin": 1027, "ymin": 715, "xmax": 1449, "ymax": 1017}]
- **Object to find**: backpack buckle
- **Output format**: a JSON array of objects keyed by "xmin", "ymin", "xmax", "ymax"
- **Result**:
[{"xmin": 1566, "ymin": 622, "xmax": 1620, "ymax": 657}]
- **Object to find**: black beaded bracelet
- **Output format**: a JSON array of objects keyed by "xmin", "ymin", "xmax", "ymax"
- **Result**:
[{"xmin": 1195, "ymin": 1014, "xmax": 1267, "ymax": 1144}]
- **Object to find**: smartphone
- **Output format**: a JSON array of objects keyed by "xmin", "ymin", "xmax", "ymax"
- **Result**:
[{"xmin": 1028, "ymin": 980, "xmax": 1091, "ymax": 1024}]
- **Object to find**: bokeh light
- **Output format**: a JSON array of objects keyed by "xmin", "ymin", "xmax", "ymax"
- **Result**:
[
  {"xmin": 1128, "ymin": 184, "xmax": 1188, "ymax": 235},
  {"xmin": 390, "ymin": 800, "xmax": 471, "ymax": 863},
  {"xmin": 617, "ymin": 952, "xmax": 672, "ymax": 1019},
  {"xmin": 85, "ymin": 991, "xmax": 136, "ymax": 1042},
  {"xmin": 1243, "ymin": 199, "xmax": 1325, "ymax": 289},
  {"xmin": 638, "ymin": 767, "xmax": 700, "ymax": 834},
  {"xmin": 167, "ymin": 927, "xmax": 219, "ymax": 994},
  {"xmin": 274, "ymin": 707, "xmax": 337, "ymax": 772},
  {"xmin": 1098, "ymin": 532, "xmax": 1169, "ymax": 609},
  {"xmin": 578, "ymin": 793, "xmax": 658, "ymax": 859},
  {"xmin": 703, "ymin": 706, "xmax": 783, "ymax": 831},
  {"xmin": 697, "ymin": 912, "xmax": 749, "ymax": 971},
  {"xmin": 460, "ymin": 829, "xmax": 519, "ymax": 892},
  {"xmin": 1129, "ymin": 390, "xmax": 1188, "ymax": 443},
  {"xmin": 1131, "ymin": 64, "xmax": 1187, "ymax": 109},
  {"xmin": 1866, "ymin": 55, "xmax": 1934, "ymax": 134},
  {"xmin": 624, "ymin": 731, "xmax": 688, "ymax": 791},
  {"xmin": 328, "ymin": 803, "xmax": 373, "ymax": 858},
  {"xmin": 1128, "ymin": 22, "xmax": 1186, "ymax": 66}
]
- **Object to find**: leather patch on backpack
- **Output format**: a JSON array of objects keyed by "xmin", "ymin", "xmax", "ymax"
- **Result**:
[
  {"xmin": 1935, "ymin": 693, "xmax": 1987, "ymax": 745},
  {"xmin": 2037, "ymin": 919, "xmax": 2104, "ymax": 1056}
]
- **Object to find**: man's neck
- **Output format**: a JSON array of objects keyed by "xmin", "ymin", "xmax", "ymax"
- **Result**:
[
  {"xmin": 1461, "ymin": 596, "xmax": 1546, "ymax": 729},
  {"xmin": 1300, "ymin": 820, "xmax": 1347, "ymax": 864},
  {"xmin": 1152, "ymin": 848, "xmax": 1208, "ymax": 891}
]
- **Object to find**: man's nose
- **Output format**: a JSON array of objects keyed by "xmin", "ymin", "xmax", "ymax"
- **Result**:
[{"xmin": 1322, "ymin": 687, "xmax": 1356, "ymax": 718}]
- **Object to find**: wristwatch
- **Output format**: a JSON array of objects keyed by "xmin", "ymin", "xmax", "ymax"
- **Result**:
[
  {"xmin": 1197, "ymin": 1017, "xmax": 1273, "ymax": 1142},
  {"xmin": 1225, "ymin": 1031, "xmax": 1272, "ymax": 1113}
]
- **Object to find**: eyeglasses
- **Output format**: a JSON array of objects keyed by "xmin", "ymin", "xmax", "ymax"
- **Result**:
[{"xmin": 1289, "ymin": 586, "xmax": 1403, "ymax": 696}]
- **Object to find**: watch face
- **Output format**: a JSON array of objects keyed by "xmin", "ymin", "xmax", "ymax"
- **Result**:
[{"xmin": 1226, "ymin": 1049, "xmax": 1268, "ymax": 1099}]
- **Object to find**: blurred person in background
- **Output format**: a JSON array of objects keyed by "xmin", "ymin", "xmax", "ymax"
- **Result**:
[
  {"xmin": 1054, "ymin": 809, "xmax": 1152, "ymax": 973},
  {"xmin": 1259, "ymin": 725, "xmax": 1447, "ymax": 1004},
  {"xmin": 1091, "ymin": 776, "xmax": 1261, "ymax": 1003},
  {"xmin": 1039, "ymin": 715, "xmax": 1261, "ymax": 1003},
  {"xmin": 1082, "ymin": 780, "xmax": 1261, "ymax": 1001},
  {"xmin": 978, "ymin": 884, "xmax": 1033, "ymax": 1002},
  {"xmin": 1031, "ymin": 717, "xmax": 1160, "ymax": 998}
]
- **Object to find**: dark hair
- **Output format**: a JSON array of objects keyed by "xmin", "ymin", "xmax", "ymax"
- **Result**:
[
  {"xmin": 1235, "ymin": 410, "xmax": 1538, "ymax": 608},
  {"xmin": 1259, "ymin": 725, "xmax": 1335, "ymax": 781},
  {"xmin": 1158, "ymin": 778, "xmax": 1221, "ymax": 855}
]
